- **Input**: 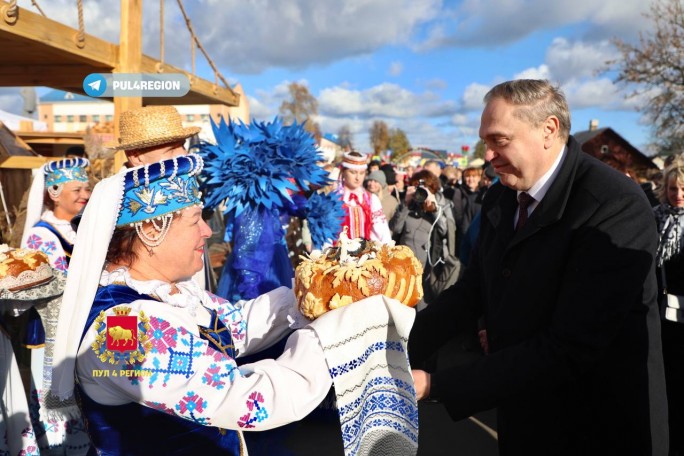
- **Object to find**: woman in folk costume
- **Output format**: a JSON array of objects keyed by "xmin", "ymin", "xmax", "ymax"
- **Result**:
[
  {"xmin": 45, "ymin": 153, "xmax": 330, "ymax": 454},
  {"xmin": 46, "ymin": 152, "xmax": 418, "ymax": 455},
  {"xmin": 20, "ymin": 158, "xmax": 92, "ymax": 455},
  {"xmin": 338, "ymin": 152, "xmax": 392, "ymax": 243},
  {"xmin": 22, "ymin": 158, "xmax": 91, "ymax": 271}
]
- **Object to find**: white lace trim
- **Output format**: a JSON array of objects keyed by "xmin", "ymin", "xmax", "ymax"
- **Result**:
[
  {"xmin": 41, "ymin": 211, "xmax": 77, "ymax": 243},
  {"xmin": 100, "ymin": 267, "xmax": 204, "ymax": 317},
  {"xmin": 0, "ymin": 262, "xmax": 53, "ymax": 292}
]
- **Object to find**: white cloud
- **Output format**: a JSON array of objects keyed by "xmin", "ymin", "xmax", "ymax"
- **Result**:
[
  {"xmin": 450, "ymin": 113, "xmax": 471, "ymax": 127},
  {"xmin": 388, "ymin": 61, "xmax": 404, "ymax": 77},
  {"xmin": 248, "ymin": 82, "xmax": 474, "ymax": 153},
  {"xmin": 461, "ymin": 83, "xmax": 490, "ymax": 111},
  {"xmin": 193, "ymin": 0, "xmax": 442, "ymax": 74},
  {"xmin": 318, "ymin": 83, "xmax": 458, "ymax": 119},
  {"xmin": 514, "ymin": 65, "xmax": 551, "ymax": 81},
  {"xmin": 423, "ymin": 78, "xmax": 448, "ymax": 91},
  {"xmin": 418, "ymin": 0, "xmax": 649, "ymax": 49},
  {"xmin": 246, "ymin": 96, "xmax": 273, "ymax": 120},
  {"xmin": 562, "ymin": 78, "xmax": 622, "ymax": 109},
  {"xmin": 545, "ymin": 38, "xmax": 619, "ymax": 83}
]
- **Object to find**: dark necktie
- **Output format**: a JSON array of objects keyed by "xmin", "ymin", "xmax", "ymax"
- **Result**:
[{"xmin": 516, "ymin": 192, "xmax": 534, "ymax": 231}]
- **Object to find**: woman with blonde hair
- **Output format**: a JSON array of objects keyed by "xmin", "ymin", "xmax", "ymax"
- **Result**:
[{"xmin": 654, "ymin": 161, "xmax": 684, "ymax": 455}]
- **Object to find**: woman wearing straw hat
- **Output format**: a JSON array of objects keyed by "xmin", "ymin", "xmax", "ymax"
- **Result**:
[
  {"xmin": 107, "ymin": 105, "xmax": 201, "ymax": 167},
  {"xmin": 20, "ymin": 157, "xmax": 92, "ymax": 454}
]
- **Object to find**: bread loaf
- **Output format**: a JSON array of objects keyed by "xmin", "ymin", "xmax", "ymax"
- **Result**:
[
  {"xmin": 295, "ymin": 234, "xmax": 423, "ymax": 320},
  {"xmin": 0, "ymin": 245, "xmax": 54, "ymax": 292}
]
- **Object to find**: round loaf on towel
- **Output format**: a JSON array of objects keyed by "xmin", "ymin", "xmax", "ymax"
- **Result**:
[
  {"xmin": 0, "ymin": 245, "xmax": 54, "ymax": 292},
  {"xmin": 295, "ymin": 238, "xmax": 423, "ymax": 320}
]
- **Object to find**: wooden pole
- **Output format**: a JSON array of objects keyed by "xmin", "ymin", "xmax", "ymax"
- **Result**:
[{"xmin": 113, "ymin": 0, "xmax": 143, "ymax": 170}]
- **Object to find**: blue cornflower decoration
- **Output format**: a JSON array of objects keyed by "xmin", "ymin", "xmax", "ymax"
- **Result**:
[
  {"xmin": 305, "ymin": 191, "xmax": 345, "ymax": 249},
  {"xmin": 198, "ymin": 117, "xmax": 331, "ymax": 216}
]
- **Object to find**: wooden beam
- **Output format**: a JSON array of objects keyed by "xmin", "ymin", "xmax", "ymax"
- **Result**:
[
  {"xmin": 113, "ymin": 0, "xmax": 143, "ymax": 171},
  {"xmin": 0, "ymin": 5, "xmax": 118, "ymax": 67},
  {"xmin": 0, "ymin": 65, "xmax": 97, "ymax": 87},
  {"xmin": 0, "ymin": 2, "xmax": 241, "ymax": 108},
  {"xmin": 21, "ymin": 138, "xmax": 85, "ymax": 145},
  {"xmin": 0, "ymin": 156, "xmax": 50, "ymax": 169},
  {"xmin": 139, "ymin": 58, "xmax": 240, "ymax": 107}
]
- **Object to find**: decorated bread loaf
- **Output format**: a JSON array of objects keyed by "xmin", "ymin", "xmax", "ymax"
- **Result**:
[
  {"xmin": 0, "ymin": 244, "xmax": 54, "ymax": 292},
  {"xmin": 295, "ymin": 230, "xmax": 423, "ymax": 319}
]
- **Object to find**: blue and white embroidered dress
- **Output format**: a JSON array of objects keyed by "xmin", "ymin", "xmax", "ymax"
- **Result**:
[
  {"xmin": 21, "ymin": 211, "xmax": 91, "ymax": 455},
  {"xmin": 22, "ymin": 210, "xmax": 74, "ymax": 274},
  {"xmin": 75, "ymin": 267, "xmax": 331, "ymax": 454}
]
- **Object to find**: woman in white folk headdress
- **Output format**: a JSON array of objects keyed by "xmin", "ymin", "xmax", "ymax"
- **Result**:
[
  {"xmin": 48, "ymin": 150, "xmax": 421, "ymax": 455},
  {"xmin": 19, "ymin": 158, "xmax": 92, "ymax": 455},
  {"xmin": 22, "ymin": 158, "xmax": 91, "ymax": 272},
  {"xmin": 338, "ymin": 152, "xmax": 392, "ymax": 243},
  {"xmin": 46, "ymin": 154, "xmax": 335, "ymax": 454}
]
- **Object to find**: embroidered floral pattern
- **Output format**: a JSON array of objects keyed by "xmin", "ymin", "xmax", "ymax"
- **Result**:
[
  {"xmin": 144, "ymin": 326, "xmax": 203, "ymax": 388},
  {"xmin": 26, "ymin": 234, "xmax": 42, "ymax": 250},
  {"xmin": 17, "ymin": 432, "xmax": 39, "ymax": 456},
  {"xmin": 201, "ymin": 359, "xmax": 239, "ymax": 390},
  {"xmin": 54, "ymin": 256, "xmax": 68, "ymax": 273},
  {"xmin": 149, "ymin": 316, "xmax": 178, "ymax": 354},
  {"xmin": 238, "ymin": 391, "xmax": 269, "ymax": 428},
  {"xmin": 175, "ymin": 391, "xmax": 210, "ymax": 425},
  {"xmin": 143, "ymin": 400, "xmax": 176, "ymax": 415},
  {"xmin": 40, "ymin": 241, "xmax": 56, "ymax": 255},
  {"xmin": 208, "ymin": 292, "xmax": 247, "ymax": 342}
]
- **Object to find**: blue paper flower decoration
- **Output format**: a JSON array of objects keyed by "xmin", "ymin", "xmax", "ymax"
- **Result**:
[
  {"xmin": 304, "ymin": 191, "xmax": 345, "ymax": 249},
  {"xmin": 198, "ymin": 117, "xmax": 331, "ymax": 216}
]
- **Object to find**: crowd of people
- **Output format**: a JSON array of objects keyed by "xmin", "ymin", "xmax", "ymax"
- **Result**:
[{"xmin": 1, "ymin": 78, "xmax": 683, "ymax": 455}]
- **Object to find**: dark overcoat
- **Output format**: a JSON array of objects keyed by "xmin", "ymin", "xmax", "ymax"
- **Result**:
[{"xmin": 409, "ymin": 136, "xmax": 669, "ymax": 455}]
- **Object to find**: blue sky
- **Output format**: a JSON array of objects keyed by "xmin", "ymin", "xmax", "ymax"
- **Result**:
[{"xmin": 1, "ymin": 0, "xmax": 657, "ymax": 156}]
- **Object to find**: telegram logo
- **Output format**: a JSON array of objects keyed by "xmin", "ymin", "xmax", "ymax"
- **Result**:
[{"xmin": 83, "ymin": 74, "xmax": 107, "ymax": 97}]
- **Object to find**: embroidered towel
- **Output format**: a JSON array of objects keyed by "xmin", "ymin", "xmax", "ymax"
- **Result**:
[{"xmin": 309, "ymin": 295, "xmax": 418, "ymax": 456}]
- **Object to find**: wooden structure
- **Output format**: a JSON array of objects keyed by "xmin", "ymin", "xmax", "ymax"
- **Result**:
[
  {"xmin": 0, "ymin": 0, "xmax": 241, "ymax": 168},
  {"xmin": 0, "ymin": 1, "xmax": 239, "ymax": 106},
  {"xmin": 0, "ymin": 122, "xmax": 41, "ymax": 228},
  {"xmin": 574, "ymin": 127, "xmax": 658, "ymax": 178},
  {"xmin": 17, "ymin": 131, "xmax": 85, "ymax": 157}
]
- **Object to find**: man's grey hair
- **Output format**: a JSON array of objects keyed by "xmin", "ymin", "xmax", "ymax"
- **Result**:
[{"xmin": 484, "ymin": 79, "xmax": 571, "ymax": 141}]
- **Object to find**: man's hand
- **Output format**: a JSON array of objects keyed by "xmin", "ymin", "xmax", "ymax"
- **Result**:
[
  {"xmin": 405, "ymin": 185, "xmax": 416, "ymax": 204},
  {"xmin": 412, "ymin": 369, "xmax": 431, "ymax": 400}
]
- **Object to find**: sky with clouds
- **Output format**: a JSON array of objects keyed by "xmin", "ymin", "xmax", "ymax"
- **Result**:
[{"xmin": 2, "ymin": 0, "xmax": 658, "ymax": 155}]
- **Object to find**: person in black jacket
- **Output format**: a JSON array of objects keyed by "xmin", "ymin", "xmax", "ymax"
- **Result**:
[
  {"xmin": 409, "ymin": 79, "xmax": 668, "ymax": 455},
  {"xmin": 654, "ymin": 162, "xmax": 684, "ymax": 456}
]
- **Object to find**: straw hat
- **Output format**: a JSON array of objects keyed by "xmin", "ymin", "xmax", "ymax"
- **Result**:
[{"xmin": 106, "ymin": 106, "xmax": 201, "ymax": 150}]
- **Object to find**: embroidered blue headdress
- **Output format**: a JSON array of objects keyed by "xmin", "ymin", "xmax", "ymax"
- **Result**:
[
  {"xmin": 44, "ymin": 157, "xmax": 90, "ymax": 190},
  {"xmin": 117, "ymin": 154, "xmax": 204, "ymax": 228}
]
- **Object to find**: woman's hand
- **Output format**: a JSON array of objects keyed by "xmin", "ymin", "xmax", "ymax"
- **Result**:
[{"xmin": 412, "ymin": 369, "xmax": 431, "ymax": 400}]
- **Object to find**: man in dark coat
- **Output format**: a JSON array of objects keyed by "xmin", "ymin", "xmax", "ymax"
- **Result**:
[{"xmin": 409, "ymin": 79, "xmax": 668, "ymax": 455}]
